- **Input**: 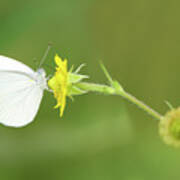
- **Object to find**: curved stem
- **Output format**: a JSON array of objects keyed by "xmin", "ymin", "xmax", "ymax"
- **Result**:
[
  {"xmin": 118, "ymin": 91, "xmax": 163, "ymax": 120},
  {"xmin": 76, "ymin": 82, "xmax": 163, "ymax": 121}
]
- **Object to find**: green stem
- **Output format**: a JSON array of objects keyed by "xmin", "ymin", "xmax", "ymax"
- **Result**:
[
  {"xmin": 119, "ymin": 91, "xmax": 163, "ymax": 120},
  {"xmin": 76, "ymin": 82, "xmax": 163, "ymax": 121},
  {"xmin": 76, "ymin": 82, "xmax": 115, "ymax": 94}
]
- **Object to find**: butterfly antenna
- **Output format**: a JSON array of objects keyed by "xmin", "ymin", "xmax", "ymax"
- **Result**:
[{"xmin": 38, "ymin": 43, "xmax": 52, "ymax": 69}]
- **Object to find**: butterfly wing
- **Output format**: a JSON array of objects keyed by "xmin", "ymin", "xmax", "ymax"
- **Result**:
[
  {"xmin": 0, "ymin": 55, "xmax": 34, "ymax": 73},
  {"xmin": 0, "ymin": 56, "xmax": 44, "ymax": 127}
]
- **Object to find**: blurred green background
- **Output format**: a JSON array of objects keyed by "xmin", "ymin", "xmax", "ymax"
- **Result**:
[{"xmin": 0, "ymin": 0, "xmax": 180, "ymax": 179}]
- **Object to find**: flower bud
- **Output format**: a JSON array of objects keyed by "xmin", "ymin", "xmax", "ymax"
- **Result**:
[{"xmin": 159, "ymin": 107, "xmax": 180, "ymax": 147}]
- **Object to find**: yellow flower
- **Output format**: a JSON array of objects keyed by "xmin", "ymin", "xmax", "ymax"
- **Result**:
[
  {"xmin": 48, "ymin": 54, "xmax": 68, "ymax": 117},
  {"xmin": 48, "ymin": 54, "xmax": 89, "ymax": 117}
]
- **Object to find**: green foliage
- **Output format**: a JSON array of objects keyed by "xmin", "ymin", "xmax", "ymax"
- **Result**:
[{"xmin": 1, "ymin": 0, "xmax": 180, "ymax": 179}]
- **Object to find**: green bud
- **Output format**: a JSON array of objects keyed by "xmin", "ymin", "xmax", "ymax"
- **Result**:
[
  {"xmin": 169, "ymin": 117, "xmax": 180, "ymax": 140},
  {"xmin": 159, "ymin": 107, "xmax": 180, "ymax": 147}
]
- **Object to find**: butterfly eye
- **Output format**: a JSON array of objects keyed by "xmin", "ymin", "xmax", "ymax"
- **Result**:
[{"xmin": 37, "ymin": 68, "xmax": 46, "ymax": 77}]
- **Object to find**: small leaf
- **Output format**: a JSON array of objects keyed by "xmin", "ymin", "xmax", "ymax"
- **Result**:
[
  {"xmin": 112, "ymin": 80, "xmax": 124, "ymax": 92},
  {"xmin": 74, "ymin": 63, "xmax": 86, "ymax": 73},
  {"xmin": 68, "ymin": 73, "xmax": 89, "ymax": 84},
  {"xmin": 165, "ymin": 100, "xmax": 174, "ymax": 110},
  {"xmin": 100, "ymin": 62, "xmax": 124, "ymax": 92},
  {"xmin": 68, "ymin": 85, "xmax": 87, "ymax": 96},
  {"xmin": 100, "ymin": 62, "xmax": 114, "ymax": 85}
]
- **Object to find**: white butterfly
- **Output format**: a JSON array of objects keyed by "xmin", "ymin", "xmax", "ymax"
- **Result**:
[{"xmin": 0, "ymin": 55, "xmax": 48, "ymax": 127}]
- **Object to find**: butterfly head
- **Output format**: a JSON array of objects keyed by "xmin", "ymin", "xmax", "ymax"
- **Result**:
[
  {"xmin": 37, "ymin": 68, "xmax": 46, "ymax": 77},
  {"xmin": 35, "ymin": 68, "xmax": 47, "ymax": 90}
]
